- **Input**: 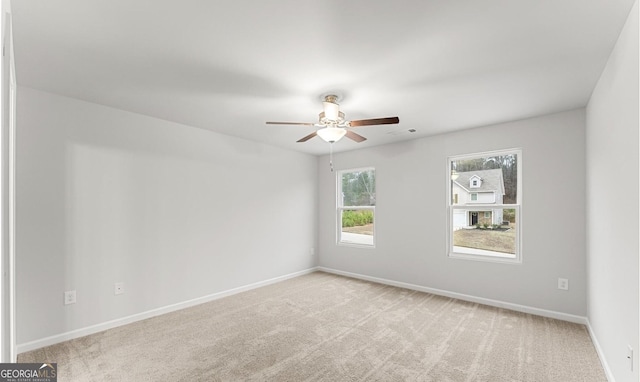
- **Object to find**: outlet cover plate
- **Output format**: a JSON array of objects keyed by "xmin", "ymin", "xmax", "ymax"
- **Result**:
[
  {"xmin": 114, "ymin": 282, "xmax": 125, "ymax": 295},
  {"xmin": 64, "ymin": 290, "xmax": 76, "ymax": 305},
  {"xmin": 558, "ymin": 278, "xmax": 569, "ymax": 290}
]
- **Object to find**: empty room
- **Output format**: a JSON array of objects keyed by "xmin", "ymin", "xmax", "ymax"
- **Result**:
[{"xmin": 1, "ymin": 1, "xmax": 638, "ymax": 381}]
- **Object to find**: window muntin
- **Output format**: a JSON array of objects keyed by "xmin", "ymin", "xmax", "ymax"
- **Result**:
[
  {"xmin": 448, "ymin": 149, "xmax": 521, "ymax": 263},
  {"xmin": 338, "ymin": 168, "xmax": 375, "ymax": 247}
]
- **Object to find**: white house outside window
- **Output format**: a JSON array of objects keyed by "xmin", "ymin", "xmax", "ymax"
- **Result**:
[
  {"xmin": 337, "ymin": 168, "xmax": 375, "ymax": 247},
  {"xmin": 448, "ymin": 149, "xmax": 521, "ymax": 263}
]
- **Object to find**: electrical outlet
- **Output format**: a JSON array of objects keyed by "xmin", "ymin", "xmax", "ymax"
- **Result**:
[
  {"xmin": 309, "ymin": 247, "xmax": 315, "ymax": 257},
  {"xmin": 114, "ymin": 282, "xmax": 125, "ymax": 295},
  {"xmin": 64, "ymin": 290, "xmax": 76, "ymax": 305},
  {"xmin": 628, "ymin": 345, "xmax": 634, "ymax": 371},
  {"xmin": 557, "ymin": 278, "xmax": 569, "ymax": 290}
]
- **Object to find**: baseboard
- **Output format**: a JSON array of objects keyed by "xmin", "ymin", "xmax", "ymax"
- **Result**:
[
  {"xmin": 17, "ymin": 267, "xmax": 319, "ymax": 354},
  {"xmin": 586, "ymin": 319, "xmax": 615, "ymax": 382},
  {"xmin": 318, "ymin": 266, "xmax": 588, "ymax": 325}
]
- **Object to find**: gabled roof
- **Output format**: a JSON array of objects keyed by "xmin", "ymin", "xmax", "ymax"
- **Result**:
[{"xmin": 454, "ymin": 169, "xmax": 505, "ymax": 195}]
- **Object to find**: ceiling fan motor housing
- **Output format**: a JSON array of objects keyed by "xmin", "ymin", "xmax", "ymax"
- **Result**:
[{"xmin": 319, "ymin": 111, "xmax": 346, "ymax": 126}]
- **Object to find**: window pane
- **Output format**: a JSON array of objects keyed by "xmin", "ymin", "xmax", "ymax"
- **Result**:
[
  {"xmin": 341, "ymin": 169, "xmax": 376, "ymax": 207},
  {"xmin": 340, "ymin": 209, "xmax": 374, "ymax": 246},
  {"xmin": 338, "ymin": 168, "xmax": 376, "ymax": 247},
  {"xmin": 452, "ymin": 208, "xmax": 517, "ymax": 258},
  {"xmin": 451, "ymin": 153, "xmax": 518, "ymax": 204}
]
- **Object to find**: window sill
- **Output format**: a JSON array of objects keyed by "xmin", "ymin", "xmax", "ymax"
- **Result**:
[
  {"xmin": 338, "ymin": 240, "xmax": 375, "ymax": 249},
  {"xmin": 449, "ymin": 248, "xmax": 520, "ymax": 264}
]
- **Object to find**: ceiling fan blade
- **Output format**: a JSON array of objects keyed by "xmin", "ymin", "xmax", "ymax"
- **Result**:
[
  {"xmin": 297, "ymin": 131, "xmax": 317, "ymax": 142},
  {"xmin": 349, "ymin": 116, "xmax": 399, "ymax": 127},
  {"xmin": 266, "ymin": 121, "xmax": 316, "ymax": 126},
  {"xmin": 345, "ymin": 130, "xmax": 367, "ymax": 143}
]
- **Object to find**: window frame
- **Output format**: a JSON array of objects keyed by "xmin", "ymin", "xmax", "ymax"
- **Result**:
[
  {"xmin": 336, "ymin": 167, "xmax": 376, "ymax": 248},
  {"xmin": 447, "ymin": 149, "xmax": 522, "ymax": 264}
]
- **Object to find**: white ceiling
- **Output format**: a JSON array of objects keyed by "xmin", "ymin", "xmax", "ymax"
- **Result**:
[{"xmin": 11, "ymin": 0, "xmax": 636, "ymax": 155}]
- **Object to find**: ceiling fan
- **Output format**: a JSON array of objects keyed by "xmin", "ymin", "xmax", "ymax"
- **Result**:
[{"xmin": 266, "ymin": 94, "xmax": 399, "ymax": 143}]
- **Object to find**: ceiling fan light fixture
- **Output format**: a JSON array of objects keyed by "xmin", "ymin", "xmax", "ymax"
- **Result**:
[{"xmin": 316, "ymin": 127, "xmax": 347, "ymax": 143}]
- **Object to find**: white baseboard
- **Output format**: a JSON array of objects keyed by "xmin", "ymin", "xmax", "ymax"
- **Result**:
[
  {"xmin": 17, "ymin": 267, "xmax": 319, "ymax": 354},
  {"xmin": 586, "ymin": 319, "xmax": 615, "ymax": 382},
  {"xmin": 318, "ymin": 266, "xmax": 588, "ymax": 325}
]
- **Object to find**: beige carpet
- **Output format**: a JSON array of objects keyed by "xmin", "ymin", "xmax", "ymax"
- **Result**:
[{"xmin": 19, "ymin": 271, "xmax": 606, "ymax": 381}]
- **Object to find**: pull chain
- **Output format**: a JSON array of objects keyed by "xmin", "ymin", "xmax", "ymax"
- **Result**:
[{"xmin": 329, "ymin": 142, "xmax": 334, "ymax": 172}]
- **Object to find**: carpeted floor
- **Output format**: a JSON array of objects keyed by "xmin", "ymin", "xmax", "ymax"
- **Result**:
[{"xmin": 19, "ymin": 271, "xmax": 606, "ymax": 381}]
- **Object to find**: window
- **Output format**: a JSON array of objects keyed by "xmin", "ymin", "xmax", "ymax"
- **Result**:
[
  {"xmin": 448, "ymin": 149, "xmax": 521, "ymax": 263},
  {"xmin": 470, "ymin": 175, "xmax": 482, "ymax": 188},
  {"xmin": 338, "ymin": 168, "xmax": 375, "ymax": 247}
]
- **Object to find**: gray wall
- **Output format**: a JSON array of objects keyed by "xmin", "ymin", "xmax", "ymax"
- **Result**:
[
  {"xmin": 586, "ymin": 1, "xmax": 639, "ymax": 381},
  {"xmin": 318, "ymin": 109, "xmax": 587, "ymax": 316},
  {"xmin": 16, "ymin": 87, "xmax": 318, "ymax": 345}
]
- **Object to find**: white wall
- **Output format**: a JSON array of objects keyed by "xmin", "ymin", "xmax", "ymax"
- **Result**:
[
  {"xmin": 319, "ymin": 109, "xmax": 587, "ymax": 316},
  {"xmin": 586, "ymin": 1, "xmax": 639, "ymax": 381},
  {"xmin": 16, "ymin": 87, "xmax": 318, "ymax": 346},
  {"xmin": 1, "ymin": 0, "xmax": 17, "ymax": 362}
]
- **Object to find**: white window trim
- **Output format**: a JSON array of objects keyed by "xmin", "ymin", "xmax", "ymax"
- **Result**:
[
  {"xmin": 447, "ymin": 148, "xmax": 522, "ymax": 264},
  {"xmin": 336, "ymin": 167, "xmax": 376, "ymax": 248}
]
